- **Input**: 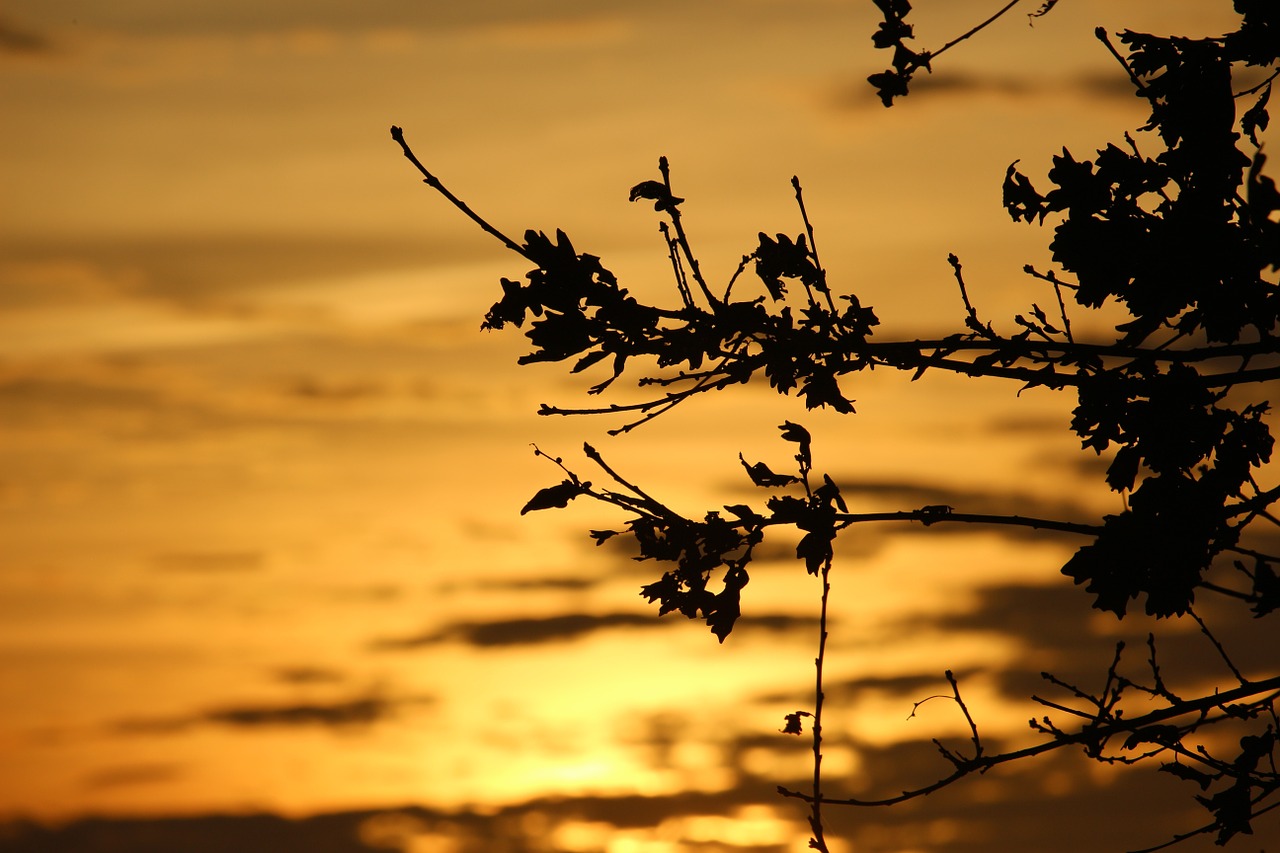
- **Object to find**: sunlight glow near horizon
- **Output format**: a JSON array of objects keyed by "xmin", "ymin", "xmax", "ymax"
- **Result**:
[{"xmin": 1, "ymin": 1, "xmax": 1275, "ymax": 851}]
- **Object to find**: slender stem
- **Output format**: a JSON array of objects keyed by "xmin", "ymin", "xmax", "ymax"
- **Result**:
[
  {"xmin": 1187, "ymin": 608, "xmax": 1247, "ymax": 685},
  {"xmin": 1094, "ymin": 28, "xmax": 1147, "ymax": 93},
  {"xmin": 1234, "ymin": 69, "xmax": 1278, "ymax": 99},
  {"xmin": 808, "ymin": 556, "xmax": 833, "ymax": 853},
  {"xmin": 658, "ymin": 157, "xmax": 720, "ymax": 310},
  {"xmin": 1051, "ymin": 278, "xmax": 1075, "ymax": 343},
  {"xmin": 832, "ymin": 509, "xmax": 1100, "ymax": 537},
  {"xmin": 659, "ymin": 221, "xmax": 695, "ymax": 309},
  {"xmin": 390, "ymin": 126, "xmax": 531, "ymax": 259},
  {"xmin": 931, "ymin": 0, "xmax": 1023, "ymax": 60},
  {"xmin": 792, "ymin": 176, "xmax": 839, "ymax": 315}
]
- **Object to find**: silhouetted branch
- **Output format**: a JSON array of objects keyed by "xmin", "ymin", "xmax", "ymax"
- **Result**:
[
  {"xmin": 779, "ymin": 675, "xmax": 1280, "ymax": 807},
  {"xmin": 397, "ymin": 3, "xmax": 1279, "ymax": 847},
  {"xmin": 931, "ymin": 0, "xmax": 1025, "ymax": 61},
  {"xmin": 390, "ymin": 126, "xmax": 530, "ymax": 259}
]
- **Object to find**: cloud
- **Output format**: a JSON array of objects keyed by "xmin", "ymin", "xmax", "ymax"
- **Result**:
[
  {"xmin": 0, "ymin": 234, "xmax": 481, "ymax": 311},
  {"xmin": 0, "ymin": 17, "xmax": 51, "ymax": 53},
  {"xmin": 466, "ymin": 16, "xmax": 631, "ymax": 50},
  {"xmin": 112, "ymin": 691, "xmax": 426, "ymax": 734},
  {"xmin": 911, "ymin": 579, "xmax": 1278, "ymax": 703},
  {"xmin": 151, "ymin": 551, "xmax": 266, "ymax": 573},
  {"xmin": 825, "ymin": 69, "xmax": 1137, "ymax": 110},
  {"xmin": 80, "ymin": 763, "xmax": 182, "ymax": 791},
  {"xmin": 8, "ymin": 763, "xmax": 1276, "ymax": 853},
  {"xmin": 476, "ymin": 575, "xmax": 600, "ymax": 592},
  {"xmin": 372, "ymin": 613, "xmax": 657, "ymax": 649},
  {"xmin": 271, "ymin": 665, "xmax": 345, "ymax": 685},
  {"xmin": 371, "ymin": 610, "xmax": 814, "ymax": 649}
]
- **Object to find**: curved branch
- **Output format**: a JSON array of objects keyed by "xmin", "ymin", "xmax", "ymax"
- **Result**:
[
  {"xmin": 778, "ymin": 675, "xmax": 1280, "ymax": 808},
  {"xmin": 390, "ymin": 126, "xmax": 531, "ymax": 259}
]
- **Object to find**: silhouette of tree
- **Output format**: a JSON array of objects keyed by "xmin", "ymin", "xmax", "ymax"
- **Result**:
[{"xmin": 393, "ymin": 2, "xmax": 1279, "ymax": 850}]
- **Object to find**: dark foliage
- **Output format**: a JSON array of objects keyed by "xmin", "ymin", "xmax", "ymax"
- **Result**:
[{"xmin": 393, "ymin": 2, "xmax": 1279, "ymax": 850}]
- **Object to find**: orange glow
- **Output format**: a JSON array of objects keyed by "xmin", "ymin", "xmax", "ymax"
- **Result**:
[{"xmin": 1, "ymin": 2, "xmax": 1276, "ymax": 851}]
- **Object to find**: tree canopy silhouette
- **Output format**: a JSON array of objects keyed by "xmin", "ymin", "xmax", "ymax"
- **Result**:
[{"xmin": 393, "ymin": 2, "xmax": 1279, "ymax": 850}]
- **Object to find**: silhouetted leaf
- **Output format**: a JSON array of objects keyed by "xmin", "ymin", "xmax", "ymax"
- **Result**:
[
  {"xmin": 796, "ymin": 529, "xmax": 833, "ymax": 575},
  {"xmin": 1105, "ymin": 445, "xmax": 1141, "ymax": 492},
  {"xmin": 818, "ymin": 474, "xmax": 848, "ymax": 513},
  {"xmin": 723, "ymin": 504, "xmax": 764, "ymax": 525},
  {"xmin": 739, "ymin": 454, "xmax": 798, "ymax": 488},
  {"xmin": 1240, "ymin": 82, "xmax": 1270, "ymax": 146},
  {"xmin": 781, "ymin": 710, "xmax": 811, "ymax": 735},
  {"xmin": 1002, "ymin": 161, "xmax": 1046, "ymax": 223},
  {"xmin": 1252, "ymin": 559, "xmax": 1280, "ymax": 616},
  {"xmin": 868, "ymin": 69, "xmax": 911, "ymax": 107},
  {"xmin": 520, "ymin": 480, "xmax": 586, "ymax": 515},
  {"xmin": 628, "ymin": 179, "xmax": 684, "ymax": 212},
  {"xmin": 1027, "ymin": 1, "xmax": 1059, "ymax": 23},
  {"xmin": 1123, "ymin": 725, "xmax": 1181, "ymax": 750},
  {"xmin": 778, "ymin": 421, "xmax": 812, "ymax": 469},
  {"xmin": 589, "ymin": 529, "xmax": 620, "ymax": 546},
  {"xmin": 1160, "ymin": 761, "xmax": 1215, "ymax": 790}
]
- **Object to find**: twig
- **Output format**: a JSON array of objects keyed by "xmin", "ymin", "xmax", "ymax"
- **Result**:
[
  {"xmin": 948, "ymin": 254, "xmax": 994, "ymax": 338},
  {"xmin": 1235, "ymin": 69, "xmax": 1279, "ymax": 99},
  {"xmin": 659, "ymin": 221, "xmax": 695, "ymax": 309},
  {"xmin": 807, "ymin": 554, "xmax": 834, "ymax": 853},
  {"xmin": 390, "ymin": 126, "xmax": 530, "ymax": 259},
  {"xmin": 1187, "ymin": 608, "xmax": 1248, "ymax": 686},
  {"xmin": 779, "ymin": 674, "xmax": 1280, "ymax": 807},
  {"xmin": 792, "ymin": 176, "xmax": 839, "ymax": 315},
  {"xmin": 932, "ymin": 0, "xmax": 1024, "ymax": 60},
  {"xmin": 723, "ymin": 254, "xmax": 753, "ymax": 303},
  {"xmin": 659, "ymin": 157, "xmax": 720, "ymax": 310},
  {"xmin": 1094, "ymin": 29, "xmax": 1148, "ymax": 94},
  {"xmin": 946, "ymin": 670, "xmax": 983, "ymax": 760}
]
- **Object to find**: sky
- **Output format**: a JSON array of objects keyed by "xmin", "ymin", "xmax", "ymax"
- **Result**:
[{"xmin": 0, "ymin": 2, "xmax": 1277, "ymax": 852}]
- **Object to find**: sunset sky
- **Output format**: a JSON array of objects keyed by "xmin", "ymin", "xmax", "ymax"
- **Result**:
[{"xmin": 1, "ymin": 2, "xmax": 1276, "ymax": 852}]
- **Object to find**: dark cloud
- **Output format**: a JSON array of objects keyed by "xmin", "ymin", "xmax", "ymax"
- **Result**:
[
  {"xmin": 0, "ymin": 234, "xmax": 483, "ymax": 310},
  {"xmin": 0, "ymin": 376, "xmax": 164, "ymax": 418},
  {"xmin": 755, "ymin": 670, "xmax": 979, "ymax": 708},
  {"xmin": 371, "ymin": 612, "xmax": 655, "ymax": 649},
  {"xmin": 112, "ymin": 691, "xmax": 424, "ymax": 734},
  {"xmin": 9, "ymin": 1, "xmax": 629, "ymax": 37},
  {"xmin": 911, "ymin": 579, "xmax": 1279, "ymax": 704},
  {"xmin": 371, "ymin": 610, "xmax": 814, "ymax": 649},
  {"xmin": 80, "ymin": 763, "xmax": 182, "ymax": 791},
  {"xmin": 285, "ymin": 378, "xmax": 384, "ymax": 402},
  {"xmin": 151, "ymin": 551, "xmax": 265, "ymax": 573},
  {"xmin": 483, "ymin": 575, "xmax": 599, "ymax": 592},
  {"xmin": 0, "ymin": 17, "xmax": 51, "ymax": 53},
  {"xmin": 827, "ymin": 70, "xmax": 1137, "ymax": 110},
  {"xmin": 8, "ymin": 762, "xmax": 1278, "ymax": 853},
  {"xmin": 270, "ymin": 666, "xmax": 345, "ymax": 685}
]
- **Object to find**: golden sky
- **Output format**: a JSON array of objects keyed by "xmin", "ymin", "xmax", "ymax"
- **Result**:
[{"xmin": 1, "ymin": 2, "xmax": 1275, "ymax": 852}]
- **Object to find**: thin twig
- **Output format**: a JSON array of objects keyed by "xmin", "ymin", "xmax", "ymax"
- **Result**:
[
  {"xmin": 779, "ymin": 674, "xmax": 1280, "ymax": 808},
  {"xmin": 390, "ymin": 126, "xmax": 530, "ymax": 259},
  {"xmin": 659, "ymin": 221, "xmax": 695, "ymax": 309},
  {"xmin": 792, "ymin": 176, "xmax": 839, "ymax": 315},
  {"xmin": 808, "ymin": 555, "xmax": 833, "ymax": 853},
  {"xmin": 931, "ymin": 0, "xmax": 1024, "ymax": 60},
  {"xmin": 1235, "ymin": 70, "xmax": 1279, "ymax": 99},
  {"xmin": 1187, "ymin": 608, "xmax": 1248, "ymax": 685},
  {"xmin": 946, "ymin": 670, "xmax": 983, "ymax": 759},
  {"xmin": 658, "ymin": 157, "xmax": 720, "ymax": 310},
  {"xmin": 1094, "ymin": 29, "xmax": 1147, "ymax": 93}
]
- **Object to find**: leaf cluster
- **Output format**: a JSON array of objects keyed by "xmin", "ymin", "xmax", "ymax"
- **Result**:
[{"xmin": 392, "ymin": 3, "xmax": 1280, "ymax": 847}]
